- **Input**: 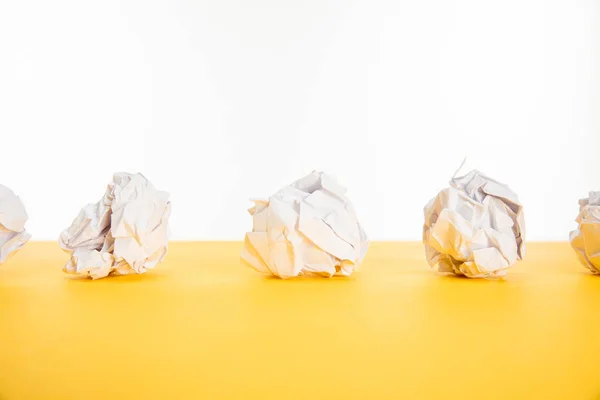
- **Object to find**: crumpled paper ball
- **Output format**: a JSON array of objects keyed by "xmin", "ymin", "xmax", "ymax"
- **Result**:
[
  {"xmin": 423, "ymin": 170, "xmax": 526, "ymax": 278},
  {"xmin": 241, "ymin": 171, "xmax": 369, "ymax": 278},
  {"xmin": 0, "ymin": 185, "xmax": 31, "ymax": 263},
  {"xmin": 569, "ymin": 191, "xmax": 600, "ymax": 274},
  {"xmin": 59, "ymin": 173, "xmax": 171, "ymax": 279}
]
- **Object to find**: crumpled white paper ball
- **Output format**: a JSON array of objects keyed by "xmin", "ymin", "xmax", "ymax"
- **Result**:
[
  {"xmin": 0, "ymin": 185, "xmax": 31, "ymax": 263},
  {"xmin": 569, "ymin": 191, "xmax": 600, "ymax": 274},
  {"xmin": 423, "ymin": 169, "xmax": 526, "ymax": 278},
  {"xmin": 241, "ymin": 171, "xmax": 369, "ymax": 278},
  {"xmin": 59, "ymin": 173, "xmax": 171, "ymax": 279}
]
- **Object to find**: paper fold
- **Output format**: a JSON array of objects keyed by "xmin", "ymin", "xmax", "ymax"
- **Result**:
[
  {"xmin": 60, "ymin": 173, "xmax": 171, "ymax": 279},
  {"xmin": 570, "ymin": 192, "xmax": 600, "ymax": 274},
  {"xmin": 423, "ymin": 169, "xmax": 526, "ymax": 278},
  {"xmin": 0, "ymin": 184, "xmax": 30, "ymax": 263},
  {"xmin": 241, "ymin": 171, "xmax": 368, "ymax": 278}
]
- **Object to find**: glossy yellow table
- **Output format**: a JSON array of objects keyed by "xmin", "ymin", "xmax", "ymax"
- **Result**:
[{"xmin": 1, "ymin": 242, "xmax": 599, "ymax": 399}]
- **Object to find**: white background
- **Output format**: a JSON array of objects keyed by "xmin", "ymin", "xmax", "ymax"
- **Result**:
[{"xmin": 0, "ymin": 0, "xmax": 598, "ymax": 241}]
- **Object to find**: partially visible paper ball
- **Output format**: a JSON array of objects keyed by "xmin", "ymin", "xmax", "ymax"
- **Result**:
[
  {"xmin": 569, "ymin": 192, "xmax": 600, "ymax": 274},
  {"xmin": 0, "ymin": 185, "xmax": 31, "ymax": 263},
  {"xmin": 423, "ymin": 170, "xmax": 526, "ymax": 278},
  {"xmin": 59, "ymin": 173, "xmax": 171, "ymax": 279},
  {"xmin": 241, "ymin": 171, "xmax": 369, "ymax": 278}
]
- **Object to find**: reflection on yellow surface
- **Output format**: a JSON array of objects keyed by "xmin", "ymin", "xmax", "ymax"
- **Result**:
[{"xmin": 1, "ymin": 242, "xmax": 600, "ymax": 399}]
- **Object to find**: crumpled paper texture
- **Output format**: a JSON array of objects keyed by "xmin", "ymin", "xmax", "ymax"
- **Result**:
[
  {"xmin": 569, "ymin": 191, "xmax": 600, "ymax": 274},
  {"xmin": 59, "ymin": 173, "xmax": 171, "ymax": 279},
  {"xmin": 241, "ymin": 171, "xmax": 369, "ymax": 278},
  {"xmin": 0, "ymin": 185, "xmax": 31, "ymax": 263},
  {"xmin": 423, "ymin": 170, "xmax": 526, "ymax": 278}
]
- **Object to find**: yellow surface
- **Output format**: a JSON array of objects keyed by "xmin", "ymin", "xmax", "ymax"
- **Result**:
[{"xmin": 1, "ymin": 242, "xmax": 600, "ymax": 399}]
